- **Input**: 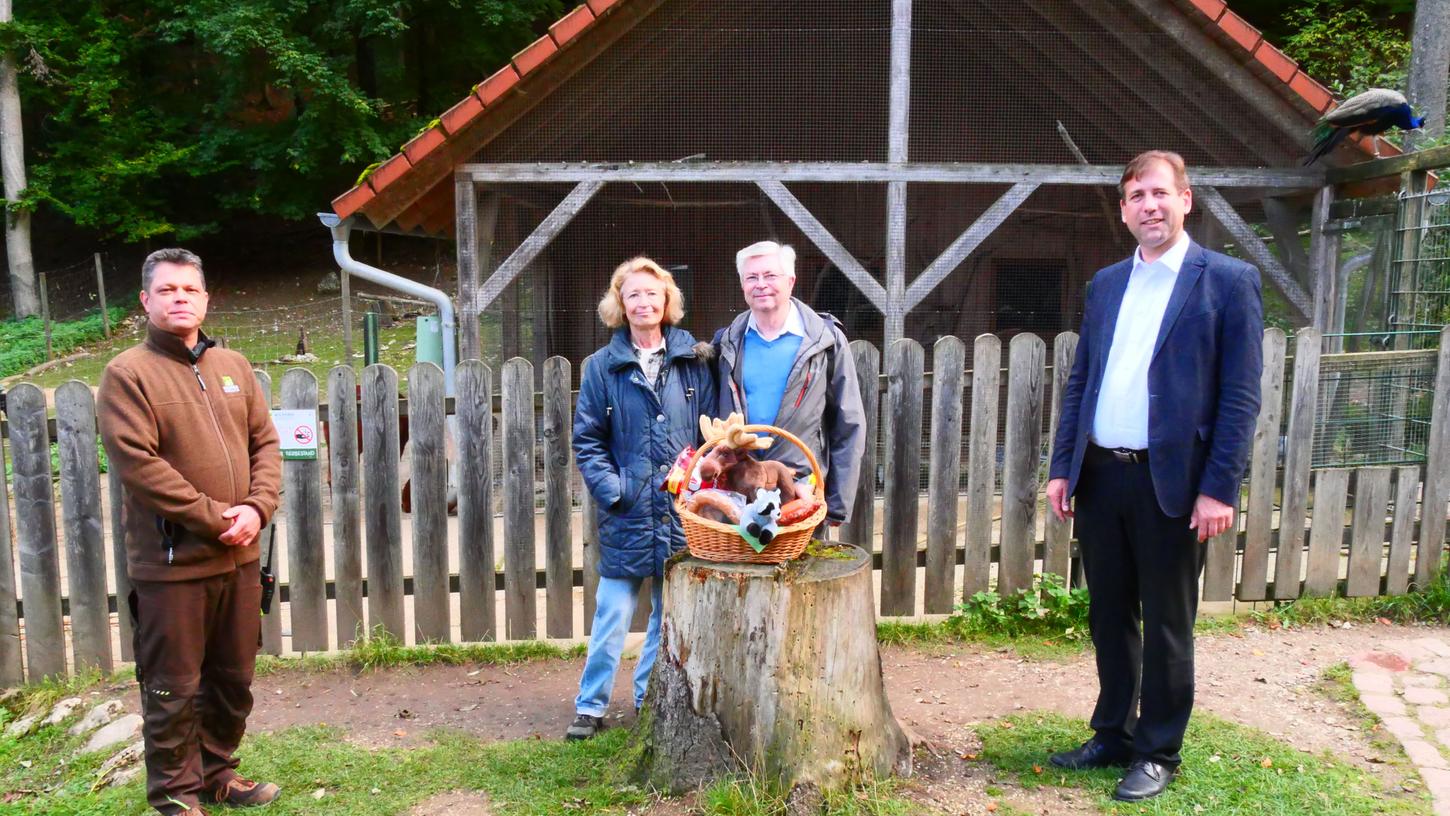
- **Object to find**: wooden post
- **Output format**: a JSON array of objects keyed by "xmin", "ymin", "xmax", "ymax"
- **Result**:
[
  {"xmin": 456, "ymin": 360, "xmax": 497, "ymax": 641},
  {"xmin": 281, "ymin": 369, "xmax": 328, "ymax": 652},
  {"xmin": 839, "ymin": 341, "xmax": 880, "ymax": 551},
  {"xmin": 256, "ymin": 371, "xmax": 283, "ymax": 655},
  {"xmin": 1274, "ymin": 328, "xmax": 1322, "ymax": 599},
  {"xmin": 107, "ymin": 465, "xmax": 132, "ymax": 661},
  {"xmin": 924, "ymin": 336, "xmax": 964, "ymax": 613},
  {"xmin": 1044, "ymin": 332, "xmax": 1078, "ymax": 583},
  {"xmin": 1386, "ymin": 466, "xmax": 1420, "ymax": 596},
  {"xmin": 1347, "ymin": 468, "xmax": 1393, "ymax": 597},
  {"xmin": 0, "ymin": 412, "xmax": 20, "ymax": 686},
  {"xmin": 501, "ymin": 357, "xmax": 538, "ymax": 639},
  {"xmin": 999, "ymin": 333, "xmax": 1045, "ymax": 596},
  {"xmin": 882, "ymin": 0, "xmax": 912, "ymax": 347},
  {"xmin": 8, "ymin": 384, "xmax": 64, "ymax": 679},
  {"xmin": 1416, "ymin": 327, "xmax": 1450, "ymax": 587},
  {"xmin": 1239, "ymin": 329, "xmax": 1287, "ymax": 600},
  {"xmin": 455, "ymin": 178, "xmax": 480, "ymax": 361},
  {"xmin": 1394, "ymin": 171, "xmax": 1429, "ymax": 348},
  {"xmin": 963, "ymin": 334, "xmax": 1001, "ymax": 597},
  {"xmin": 40, "ymin": 271, "xmax": 51, "ymax": 361},
  {"xmin": 635, "ymin": 548, "xmax": 911, "ymax": 796},
  {"xmin": 327, "ymin": 366, "xmax": 364, "ymax": 647},
  {"xmin": 55, "ymin": 381, "xmax": 112, "ymax": 674},
  {"xmin": 362, "ymin": 364, "xmax": 405, "ymax": 641},
  {"xmin": 1310, "ymin": 186, "xmax": 1342, "ymax": 348},
  {"xmin": 881, "ymin": 338, "xmax": 923, "ymax": 616},
  {"xmin": 582, "ymin": 488, "xmax": 600, "ymax": 636},
  {"xmin": 409, "ymin": 362, "xmax": 450, "ymax": 643},
  {"xmin": 340, "ymin": 267, "xmax": 352, "ymax": 365},
  {"xmin": 94, "ymin": 253, "xmax": 110, "ymax": 338},
  {"xmin": 1303, "ymin": 469, "xmax": 1349, "ymax": 597},
  {"xmin": 543, "ymin": 356, "xmax": 574, "ymax": 638}
]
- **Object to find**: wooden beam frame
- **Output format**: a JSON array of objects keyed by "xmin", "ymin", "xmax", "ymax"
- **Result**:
[
  {"xmin": 471, "ymin": 180, "xmax": 602, "ymax": 313},
  {"xmin": 757, "ymin": 180, "xmax": 889, "ymax": 309},
  {"xmin": 904, "ymin": 182, "xmax": 1038, "ymax": 312},
  {"xmin": 458, "ymin": 161, "xmax": 1323, "ymax": 187},
  {"xmin": 1198, "ymin": 186, "xmax": 1312, "ymax": 320},
  {"xmin": 884, "ymin": 0, "xmax": 912, "ymax": 345},
  {"xmin": 1308, "ymin": 185, "xmax": 1341, "ymax": 338},
  {"xmin": 1328, "ymin": 143, "xmax": 1450, "ymax": 184}
]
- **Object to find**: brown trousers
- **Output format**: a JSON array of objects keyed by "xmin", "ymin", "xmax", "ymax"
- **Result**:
[{"xmin": 129, "ymin": 559, "xmax": 261, "ymax": 815}]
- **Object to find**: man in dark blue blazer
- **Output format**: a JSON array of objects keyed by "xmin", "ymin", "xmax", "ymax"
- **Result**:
[{"xmin": 1044, "ymin": 151, "xmax": 1263, "ymax": 801}]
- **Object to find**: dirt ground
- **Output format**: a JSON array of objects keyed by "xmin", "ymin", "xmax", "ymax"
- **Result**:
[{"xmin": 247, "ymin": 621, "xmax": 1442, "ymax": 814}]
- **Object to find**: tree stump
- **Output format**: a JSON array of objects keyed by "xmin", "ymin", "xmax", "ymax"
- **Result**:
[{"xmin": 633, "ymin": 544, "xmax": 911, "ymax": 797}]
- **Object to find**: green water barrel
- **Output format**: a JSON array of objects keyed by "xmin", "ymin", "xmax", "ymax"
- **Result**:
[{"xmin": 416, "ymin": 315, "xmax": 443, "ymax": 367}]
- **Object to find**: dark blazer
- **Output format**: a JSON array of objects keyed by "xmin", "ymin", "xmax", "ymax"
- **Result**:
[{"xmin": 1048, "ymin": 241, "xmax": 1264, "ymax": 517}]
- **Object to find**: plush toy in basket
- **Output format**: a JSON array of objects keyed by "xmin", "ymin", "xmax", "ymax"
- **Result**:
[{"xmin": 673, "ymin": 413, "xmax": 827, "ymax": 563}]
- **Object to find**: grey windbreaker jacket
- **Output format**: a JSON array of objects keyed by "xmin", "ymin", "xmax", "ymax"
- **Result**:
[{"xmin": 713, "ymin": 299, "xmax": 866, "ymax": 524}]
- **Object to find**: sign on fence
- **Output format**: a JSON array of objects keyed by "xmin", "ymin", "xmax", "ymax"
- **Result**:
[{"xmin": 272, "ymin": 408, "xmax": 319, "ymax": 461}]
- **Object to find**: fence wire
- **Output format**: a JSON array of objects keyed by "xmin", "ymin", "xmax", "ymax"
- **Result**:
[
  {"xmin": 1311, "ymin": 348, "xmax": 1438, "ymax": 469},
  {"xmin": 1390, "ymin": 187, "xmax": 1450, "ymax": 349}
]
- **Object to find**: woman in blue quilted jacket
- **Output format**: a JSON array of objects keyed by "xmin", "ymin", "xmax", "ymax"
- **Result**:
[{"xmin": 566, "ymin": 256, "xmax": 715, "ymax": 740}]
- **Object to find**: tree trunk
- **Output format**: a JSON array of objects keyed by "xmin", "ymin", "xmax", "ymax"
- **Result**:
[
  {"xmin": 633, "ymin": 545, "xmax": 912, "ymax": 799},
  {"xmin": 1407, "ymin": 0, "xmax": 1450, "ymax": 144},
  {"xmin": 0, "ymin": 0, "xmax": 39, "ymax": 318}
]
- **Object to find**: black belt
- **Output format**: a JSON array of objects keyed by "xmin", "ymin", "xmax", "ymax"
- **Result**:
[{"xmin": 1087, "ymin": 443, "xmax": 1149, "ymax": 465}]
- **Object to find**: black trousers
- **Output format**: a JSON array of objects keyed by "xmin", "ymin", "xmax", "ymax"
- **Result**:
[
  {"xmin": 130, "ymin": 560, "xmax": 262, "ymax": 815},
  {"xmin": 1075, "ymin": 452, "xmax": 1206, "ymax": 767}
]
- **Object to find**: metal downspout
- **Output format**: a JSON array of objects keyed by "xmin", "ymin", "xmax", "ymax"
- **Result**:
[{"xmin": 318, "ymin": 213, "xmax": 457, "ymax": 395}]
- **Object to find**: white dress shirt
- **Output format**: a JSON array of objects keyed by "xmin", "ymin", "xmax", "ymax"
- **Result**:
[{"xmin": 1091, "ymin": 232, "xmax": 1191, "ymax": 450}]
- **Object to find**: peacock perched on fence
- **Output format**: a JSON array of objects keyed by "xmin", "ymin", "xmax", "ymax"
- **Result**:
[{"xmin": 1305, "ymin": 88, "xmax": 1424, "ymax": 165}]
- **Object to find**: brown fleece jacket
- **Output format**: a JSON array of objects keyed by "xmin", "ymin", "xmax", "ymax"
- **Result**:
[{"xmin": 98, "ymin": 322, "xmax": 281, "ymax": 582}]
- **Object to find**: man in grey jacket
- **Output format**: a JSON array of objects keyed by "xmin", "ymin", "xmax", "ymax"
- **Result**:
[{"xmin": 714, "ymin": 241, "xmax": 867, "ymax": 525}]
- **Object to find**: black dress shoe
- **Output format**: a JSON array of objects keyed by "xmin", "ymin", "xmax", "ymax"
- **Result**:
[
  {"xmin": 1113, "ymin": 758, "xmax": 1175, "ymax": 801},
  {"xmin": 1049, "ymin": 739, "xmax": 1132, "ymax": 770}
]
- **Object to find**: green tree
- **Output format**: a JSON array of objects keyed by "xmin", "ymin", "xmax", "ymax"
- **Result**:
[{"xmin": 1, "ymin": 0, "xmax": 558, "ymax": 241}]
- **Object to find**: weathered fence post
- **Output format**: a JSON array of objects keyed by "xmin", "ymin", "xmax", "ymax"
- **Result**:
[
  {"xmin": 1274, "ymin": 327, "xmax": 1322, "ymax": 599},
  {"xmin": 881, "ymin": 338, "xmax": 923, "ymax": 616},
  {"xmin": 408, "ymin": 362, "xmax": 450, "ymax": 643},
  {"xmin": 543, "ymin": 356, "xmax": 574, "ymax": 638},
  {"xmin": 56, "ymin": 381, "xmax": 112, "ymax": 674},
  {"xmin": 1239, "ymin": 328, "xmax": 1287, "ymax": 600},
  {"xmin": 0, "ymin": 405, "xmax": 23, "ymax": 685},
  {"xmin": 840, "ymin": 341, "xmax": 880, "ymax": 552},
  {"xmin": 1304, "ymin": 469, "xmax": 1349, "ymax": 596},
  {"xmin": 282, "ymin": 368, "xmax": 328, "ymax": 652},
  {"xmin": 327, "ymin": 366, "xmax": 364, "ymax": 647},
  {"xmin": 108, "ymin": 464, "xmax": 133, "ymax": 661},
  {"xmin": 964, "ymin": 334, "xmax": 1001, "ymax": 598},
  {"xmin": 456, "ymin": 360, "xmax": 497, "ymax": 641},
  {"xmin": 925, "ymin": 336, "xmax": 964, "ymax": 613},
  {"xmin": 501, "ymin": 358, "xmax": 538, "ymax": 639},
  {"xmin": 255, "ymin": 371, "xmax": 282, "ymax": 655},
  {"xmin": 1347, "ymin": 467, "xmax": 1393, "ymax": 597},
  {"xmin": 362, "ymin": 364, "xmax": 405, "ymax": 641},
  {"xmin": 1044, "ymin": 332, "xmax": 1078, "ymax": 584},
  {"xmin": 94, "ymin": 253, "xmax": 110, "ymax": 338},
  {"xmin": 9, "ymin": 384, "xmax": 65, "ymax": 679},
  {"xmin": 999, "ymin": 333, "xmax": 1046, "ymax": 596},
  {"xmin": 1386, "ymin": 467, "xmax": 1420, "ymax": 595},
  {"xmin": 1417, "ymin": 327, "xmax": 1450, "ymax": 588}
]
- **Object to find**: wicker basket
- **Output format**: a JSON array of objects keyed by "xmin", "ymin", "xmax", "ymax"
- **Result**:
[{"xmin": 676, "ymin": 424, "xmax": 829, "ymax": 564}]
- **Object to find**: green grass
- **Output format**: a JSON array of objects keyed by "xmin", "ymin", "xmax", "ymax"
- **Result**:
[
  {"xmin": 697, "ymin": 773, "xmax": 917, "ymax": 816},
  {"xmin": 976, "ymin": 711, "xmax": 1431, "ymax": 815},
  {"xmin": 0, "ymin": 305, "xmax": 132, "ymax": 380},
  {"xmin": 875, "ymin": 619, "xmax": 1087, "ymax": 661},
  {"xmin": 254, "ymin": 631, "xmax": 587, "ymax": 677}
]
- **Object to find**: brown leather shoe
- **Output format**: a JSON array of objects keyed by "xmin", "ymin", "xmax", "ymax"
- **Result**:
[{"xmin": 212, "ymin": 776, "xmax": 281, "ymax": 807}]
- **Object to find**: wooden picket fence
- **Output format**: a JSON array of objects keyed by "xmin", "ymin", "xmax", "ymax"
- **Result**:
[{"xmin": 1, "ymin": 327, "xmax": 1448, "ymax": 683}]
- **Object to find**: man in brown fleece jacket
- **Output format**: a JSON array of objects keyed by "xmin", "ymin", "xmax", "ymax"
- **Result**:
[{"xmin": 98, "ymin": 248, "xmax": 282, "ymax": 816}]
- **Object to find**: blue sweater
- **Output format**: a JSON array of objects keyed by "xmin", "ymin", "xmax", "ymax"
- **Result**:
[{"xmin": 741, "ymin": 328, "xmax": 804, "ymax": 427}]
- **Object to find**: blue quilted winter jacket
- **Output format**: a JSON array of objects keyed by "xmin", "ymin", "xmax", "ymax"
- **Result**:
[{"xmin": 572, "ymin": 327, "xmax": 716, "ymax": 579}]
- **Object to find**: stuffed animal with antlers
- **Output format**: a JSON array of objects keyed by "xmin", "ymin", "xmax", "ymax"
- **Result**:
[{"xmin": 686, "ymin": 414, "xmax": 807, "ymax": 523}]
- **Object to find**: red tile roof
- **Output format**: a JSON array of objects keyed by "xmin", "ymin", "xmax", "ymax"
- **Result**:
[{"xmin": 332, "ymin": 0, "xmax": 1390, "ymax": 232}]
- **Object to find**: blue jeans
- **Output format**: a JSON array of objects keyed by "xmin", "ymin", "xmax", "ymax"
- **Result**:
[{"xmin": 574, "ymin": 576, "xmax": 663, "ymax": 716}]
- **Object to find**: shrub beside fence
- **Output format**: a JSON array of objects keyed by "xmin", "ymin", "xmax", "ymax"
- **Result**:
[{"xmin": 0, "ymin": 327, "xmax": 1448, "ymax": 683}]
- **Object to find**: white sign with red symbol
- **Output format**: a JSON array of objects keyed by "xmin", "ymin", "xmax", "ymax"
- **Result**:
[{"xmin": 271, "ymin": 409, "xmax": 319, "ymax": 461}]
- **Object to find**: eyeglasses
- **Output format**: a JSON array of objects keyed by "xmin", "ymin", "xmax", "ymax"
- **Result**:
[{"xmin": 743, "ymin": 273, "xmax": 785, "ymax": 286}]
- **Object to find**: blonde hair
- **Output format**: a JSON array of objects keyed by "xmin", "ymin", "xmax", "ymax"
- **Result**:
[
  {"xmin": 597, "ymin": 256, "xmax": 686, "ymax": 329},
  {"xmin": 735, "ymin": 240, "xmax": 796, "ymax": 278}
]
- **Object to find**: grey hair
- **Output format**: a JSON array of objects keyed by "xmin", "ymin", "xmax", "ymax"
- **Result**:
[
  {"xmin": 735, "ymin": 240, "xmax": 796, "ymax": 278},
  {"xmin": 141, "ymin": 248, "xmax": 206, "ymax": 292}
]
